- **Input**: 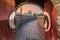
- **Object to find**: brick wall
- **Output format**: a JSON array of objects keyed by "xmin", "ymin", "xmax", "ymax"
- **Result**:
[{"xmin": 0, "ymin": 0, "xmax": 15, "ymax": 40}]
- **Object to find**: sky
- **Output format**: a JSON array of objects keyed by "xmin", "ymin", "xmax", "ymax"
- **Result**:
[{"xmin": 16, "ymin": 4, "xmax": 43, "ymax": 14}]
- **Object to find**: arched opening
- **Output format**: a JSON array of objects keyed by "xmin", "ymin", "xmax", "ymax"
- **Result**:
[
  {"xmin": 9, "ymin": 2, "xmax": 44, "ymax": 40},
  {"xmin": 9, "ymin": 2, "xmax": 43, "ymax": 29}
]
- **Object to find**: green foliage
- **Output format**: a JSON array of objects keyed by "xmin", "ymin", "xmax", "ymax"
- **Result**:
[
  {"xmin": 38, "ymin": 13, "xmax": 43, "ymax": 16},
  {"xmin": 33, "ymin": 14, "xmax": 36, "ymax": 16}
]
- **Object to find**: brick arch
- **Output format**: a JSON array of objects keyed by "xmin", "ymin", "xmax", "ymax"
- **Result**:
[
  {"xmin": 15, "ymin": 0, "xmax": 44, "ymax": 8},
  {"xmin": 44, "ymin": 0, "xmax": 57, "ymax": 40}
]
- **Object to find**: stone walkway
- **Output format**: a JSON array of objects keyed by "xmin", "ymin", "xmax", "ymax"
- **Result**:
[{"xmin": 16, "ymin": 20, "xmax": 44, "ymax": 40}]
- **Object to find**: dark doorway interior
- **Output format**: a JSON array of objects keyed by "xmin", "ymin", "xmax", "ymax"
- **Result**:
[{"xmin": 15, "ymin": 0, "xmax": 44, "ymax": 9}]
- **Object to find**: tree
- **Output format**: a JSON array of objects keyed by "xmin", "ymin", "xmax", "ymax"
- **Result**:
[
  {"xmin": 38, "ymin": 13, "xmax": 43, "ymax": 16},
  {"xmin": 33, "ymin": 14, "xmax": 36, "ymax": 16}
]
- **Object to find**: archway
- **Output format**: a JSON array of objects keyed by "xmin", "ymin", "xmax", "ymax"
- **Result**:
[
  {"xmin": 9, "ymin": 2, "xmax": 44, "ymax": 40},
  {"xmin": 44, "ymin": 0, "xmax": 57, "ymax": 40}
]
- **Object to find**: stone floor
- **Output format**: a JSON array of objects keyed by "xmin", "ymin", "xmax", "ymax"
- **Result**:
[{"xmin": 16, "ymin": 20, "xmax": 44, "ymax": 40}]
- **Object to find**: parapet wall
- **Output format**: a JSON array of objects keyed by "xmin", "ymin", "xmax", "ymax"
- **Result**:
[{"xmin": 37, "ymin": 16, "xmax": 44, "ymax": 30}]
